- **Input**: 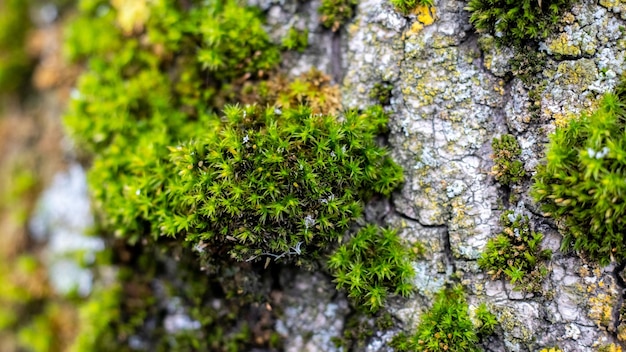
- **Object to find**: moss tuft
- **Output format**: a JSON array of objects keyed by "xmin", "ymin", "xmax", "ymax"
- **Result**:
[
  {"xmin": 390, "ymin": 0, "xmax": 433, "ymax": 16},
  {"xmin": 478, "ymin": 211, "xmax": 551, "ymax": 292},
  {"xmin": 532, "ymin": 89, "xmax": 626, "ymax": 266},
  {"xmin": 370, "ymin": 82, "xmax": 394, "ymax": 106},
  {"xmin": 491, "ymin": 134, "xmax": 525, "ymax": 185},
  {"xmin": 391, "ymin": 285, "xmax": 481, "ymax": 352},
  {"xmin": 281, "ymin": 28, "xmax": 309, "ymax": 53},
  {"xmin": 165, "ymin": 105, "xmax": 403, "ymax": 264},
  {"xmin": 328, "ymin": 225, "xmax": 416, "ymax": 312},
  {"xmin": 319, "ymin": 0, "xmax": 358, "ymax": 32},
  {"xmin": 466, "ymin": 0, "xmax": 572, "ymax": 44}
]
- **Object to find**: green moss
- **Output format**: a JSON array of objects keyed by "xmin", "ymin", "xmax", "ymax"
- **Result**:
[
  {"xmin": 282, "ymin": 28, "xmax": 309, "ymax": 53},
  {"xmin": 532, "ymin": 88, "xmax": 626, "ymax": 266},
  {"xmin": 165, "ymin": 105, "xmax": 403, "ymax": 264},
  {"xmin": 478, "ymin": 210, "xmax": 551, "ymax": 292},
  {"xmin": 319, "ymin": 0, "xmax": 358, "ymax": 32},
  {"xmin": 328, "ymin": 225, "xmax": 415, "ymax": 312},
  {"xmin": 192, "ymin": 1, "xmax": 281, "ymax": 80},
  {"xmin": 491, "ymin": 134, "xmax": 525, "ymax": 185},
  {"xmin": 62, "ymin": 0, "xmax": 407, "ymax": 347},
  {"xmin": 391, "ymin": 285, "xmax": 480, "ymax": 352},
  {"xmin": 474, "ymin": 303, "xmax": 498, "ymax": 336},
  {"xmin": 390, "ymin": 0, "xmax": 433, "ymax": 16},
  {"xmin": 466, "ymin": 0, "xmax": 572, "ymax": 44},
  {"xmin": 370, "ymin": 82, "xmax": 393, "ymax": 106},
  {"xmin": 68, "ymin": 243, "xmax": 278, "ymax": 352}
]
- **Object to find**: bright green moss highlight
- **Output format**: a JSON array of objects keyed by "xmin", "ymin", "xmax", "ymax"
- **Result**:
[
  {"xmin": 391, "ymin": 285, "xmax": 480, "ymax": 352},
  {"xmin": 0, "ymin": 0, "xmax": 32, "ymax": 93},
  {"xmin": 474, "ymin": 303, "xmax": 498, "ymax": 336},
  {"xmin": 62, "ymin": 0, "xmax": 407, "ymax": 346},
  {"xmin": 192, "ymin": 1, "xmax": 281, "ymax": 80},
  {"xmin": 390, "ymin": 0, "xmax": 433, "ymax": 16},
  {"xmin": 319, "ymin": 0, "xmax": 358, "ymax": 32},
  {"xmin": 64, "ymin": 0, "xmax": 403, "ymax": 263},
  {"xmin": 466, "ymin": 0, "xmax": 572, "ymax": 43},
  {"xmin": 281, "ymin": 28, "xmax": 309, "ymax": 53},
  {"xmin": 491, "ymin": 134, "xmax": 525, "ymax": 185},
  {"xmin": 532, "ymin": 90, "xmax": 626, "ymax": 266},
  {"xmin": 63, "ymin": 0, "xmax": 284, "ymax": 243},
  {"xmin": 328, "ymin": 225, "xmax": 416, "ymax": 312},
  {"xmin": 479, "ymin": 210, "xmax": 551, "ymax": 292},
  {"xmin": 163, "ymin": 105, "xmax": 403, "ymax": 263}
]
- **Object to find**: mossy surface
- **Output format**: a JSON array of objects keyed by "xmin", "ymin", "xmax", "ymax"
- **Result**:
[
  {"xmin": 61, "ymin": 0, "xmax": 408, "ymax": 348},
  {"xmin": 391, "ymin": 285, "xmax": 481, "ymax": 352},
  {"xmin": 370, "ymin": 82, "xmax": 394, "ymax": 106},
  {"xmin": 166, "ymin": 105, "xmax": 403, "ymax": 263},
  {"xmin": 532, "ymin": 88, "xmax": 626, "ymax": 266},
  {"xmin": 319, "ymin": 0, "xmax": 358, "ymax": 32},
  {"xmin": 491, "ymin": 134, "xmax": 525, "ymax": 186},
  {"xmin": 282, "ymin": 28, "xmax": 309, "ymax": 53},
  {"xmin": 328, "ymin": 225, "xmax": 417, "ymax": 312},
  {"xmin": 69, "ymin": 244, "xmax": 280, "ymax": 352},
  {"xmin": 239, "ymin": 69, "xmax": 342, "ymax": 116},
  {"xmin": 478, "ymin": 211, "xmax": 551, "ymax": 292},
  {"xmin": 466, "ymin": 0, "xmax": 572, "ymax": 44},
  {"xmin": 390, "ymin": 0, "xmax": 433, "ymax": 16},
  {"xmin": 473, "ymin": 303, "xmax": 498, "ymax": 337}
]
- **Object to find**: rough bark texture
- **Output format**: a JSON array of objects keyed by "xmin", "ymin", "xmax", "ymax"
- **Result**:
[{"xmin": 254, "ymin": 0, "xmax": 626, "ymax": 350}]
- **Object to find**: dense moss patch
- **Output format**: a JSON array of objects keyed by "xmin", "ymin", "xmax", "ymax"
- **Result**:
[
  {"xmin": 479, "ymin": 211, "xmax": 551, "ymax": 292},
  {"xmin": 491, "ymin": 134, "xmax": 525, "ymax": 186},
  {"xmin": 533, "ymin": 89, "xmax": 626, "ymax": 266},
  {"xmin": 166, "ymin": 105, "xmax": 403, "ymax": 263},
  {"xmin": 391, "ymin": 285, "xmax": 482, "ymax": 352},
  {"xmin": 319, "ymin": 0, "xmax": 358, "ymax": 31},
  {"xmin": 466, "ymin": 0, "xmax": 572, "ymax": 43},
  {"xmin": 328, "ymin": 225, "xmax": 417, "ymax": 312}
]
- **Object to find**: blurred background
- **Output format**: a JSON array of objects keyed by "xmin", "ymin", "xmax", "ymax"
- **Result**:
[{"xmin": 0, "ymin": 1, "xmax": 101, "ymax": 350}]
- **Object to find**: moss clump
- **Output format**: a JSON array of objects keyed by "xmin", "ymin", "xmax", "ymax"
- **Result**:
[
  {"xmin": 391, "ymin": 285, "xmax": 480, "ymax": 352},
  {"xmin": 281, "ymin": 28, "xmax": 309, "ymax": 53},
  {"xmin": 0, "ymin": 0, "xmax": 33, "ymax": 93},
  {"xmin": 473, "ymin": 303, "xmax": 498, "ymax": 336},
  {"xmin": 390, "ymin": 0, "xmax": 433, "ymax": 16},
  {"xmin": 532, "ymin": 90, "xmax": 626, "ymax": 266},
  {"xmin": 328, "ymin": 225, "xmax": 416, "ymax": 312},
  {"xmin": 63, "ymin": 0, "xmax": 284, "ymax": 241},
  {"xmin": 319, "ymin": 0, "xmax": 358, "ymax": 32},
  {"xmin": 370, "ymin": 82, "xmax": 393, "ymax": 106},
  {"xmin": 166, "ymin": 105, "xmax": 403, "ymax": 263},
  {"xmin": 466, "ymin": 0, "xmax": 572, "ymax": 43},
  {"xmin": 192, "ymin": 1, "xmax": 281, "ymax": 80},
  {"xmin": 491, "ymin": 134, "xmax": 525, "ymax": 185},
  {"xmin": 478, "ymin": 211, "xmax": 551, "ymax": 292}
]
